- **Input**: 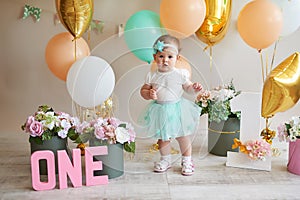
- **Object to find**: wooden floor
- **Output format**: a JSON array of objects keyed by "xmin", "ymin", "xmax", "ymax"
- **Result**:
[{"xmin": 1, "ymin": 129, "xmax": 300, "ymax": 200}]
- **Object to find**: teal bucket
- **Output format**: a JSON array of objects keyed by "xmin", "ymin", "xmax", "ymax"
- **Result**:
[
  {"xmin": 30, "ymin": 136, "xmax": 68, "ymax": 175},
  {"xmin": 89, "ymin": 140, "xmax": 124, "ymax": 179},
  {"xmin": 208, "ymin": 117, "xmax": 240, "ymax": 156}
]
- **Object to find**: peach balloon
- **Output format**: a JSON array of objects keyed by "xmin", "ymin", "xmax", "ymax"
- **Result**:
[
  {"xmin": 237, "ymin": 0, "xmax": 283, "ymax": 50},
  {"xmin": 45, "ymin": 32, "xmax": 90, "ymax": 81},
  {"xmin": 151, "ymin": 56, "xmax": 192, "ymax": 77},
  {"xmin": 160, "ymin": 0, "xmax": 206, "ymax": 39}
]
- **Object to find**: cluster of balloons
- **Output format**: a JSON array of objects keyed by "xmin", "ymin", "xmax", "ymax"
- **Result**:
[
  {"xmin": 45, "ymin": 0, "xmax": 115, "ymax": 108},
  {"xmin": 124, "ymin": 0, "xmax": 234, "ymax": 63},
  {"xmin": 124, "ymin": 0, "xmax": 207, "ymax": 64},
  {"xmin": 235, "ymin": 0, "xmax": 300, "ymax": 118}
]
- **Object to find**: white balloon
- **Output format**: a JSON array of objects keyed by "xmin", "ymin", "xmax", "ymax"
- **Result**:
[
  {"xmin": 66, "ymin": 56, "xmax": 115, "ymax": 108},
  {"xmin": 271, "ymin": 0, "xmax": 300, "ymax": 36}
]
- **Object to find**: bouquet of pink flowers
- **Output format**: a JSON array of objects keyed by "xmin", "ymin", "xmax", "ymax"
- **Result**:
[
  {"xmin": 69, "ymin": 117, "xmax": 136, "ymax": 153},
  {"xmin": 21, "ymin": 105, "xmax": 80, "ymax": 144},
  {"xmin": 232, "ymin": 138, "xmax": 271, "ymax": 161}
]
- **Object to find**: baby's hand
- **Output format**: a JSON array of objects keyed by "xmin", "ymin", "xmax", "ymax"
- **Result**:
[
  {"xmin": 192, "ymin": 83, "xmax": 203, "ymax": 92},
  {"xmin": 149, "ymin": 88, "xmax": 157, "ymax": 100}
]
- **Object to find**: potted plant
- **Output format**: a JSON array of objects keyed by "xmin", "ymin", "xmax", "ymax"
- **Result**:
[
  {"xmin": 68, "ymin": 117, "xmax": 136, "ymax": 179},
  {"xmin": 21, "ymin": 105, "xmax": 80, "ymax": 174},
  {"xmin": 277, "ymin": 116, "xmax": 300, "ymax": 175},
  {"xmin": 196, "ymin": 80, "xmax": 241, "ymax": 156}
]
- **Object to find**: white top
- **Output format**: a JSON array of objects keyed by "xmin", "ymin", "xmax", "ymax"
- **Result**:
[{"xmin": 145, "ymin": 68, "xmax": 190, "ymax": 102}]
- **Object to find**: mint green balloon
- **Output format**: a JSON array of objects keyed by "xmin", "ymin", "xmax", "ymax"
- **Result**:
[{"xmin": 125, "ymin": 10, "xmax": 165, "ymax": 63}]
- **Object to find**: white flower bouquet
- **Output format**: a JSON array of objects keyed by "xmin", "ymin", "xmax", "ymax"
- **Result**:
[
  {"xmin": 69, "ymin": 117, "xmax": 136, "ymax": 153},
  {"xmin": 277, "ymin": 116, "xmax": 300, "ymax": 142}
]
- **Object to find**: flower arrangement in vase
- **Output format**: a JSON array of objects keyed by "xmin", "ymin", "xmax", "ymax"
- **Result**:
[
  {"xmin": 277, "ymin": 116, "xmax": 300, "ymax": 175},
  {"xmin": 196, "ymin": 80, "xmax": 241, "ymax": 123},
  {"xmin": 21, "ymin": 105, "xmax": 80, "ymax": 144},
  {"xmin": 277, "ymin": 116, "xmax": 300, "ymax": 142},
  {"xmin": 68, "ymin": 117, "xmax": 136, "ymax": 153}
]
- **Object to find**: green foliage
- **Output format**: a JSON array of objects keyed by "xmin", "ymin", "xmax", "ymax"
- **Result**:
[
  {"xmin": 124, "ymin": 142, "xmax": 136, "ymax": 153},
  {"xmin": 67, "ymin": 128, "xmax": 78, "ymax": 141}
]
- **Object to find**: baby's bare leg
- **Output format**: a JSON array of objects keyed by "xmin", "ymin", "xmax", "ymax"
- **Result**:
[
  {"xmin": 176, "ymin": 136, "xmax": 192, "ymax": 156},
  {"xmin": 154, "ymin": 139, "xmax": 172, "ymax": 172},
  {"xmin": 157, "ymin": 139, "xmax": 171, "ymax": 156}
]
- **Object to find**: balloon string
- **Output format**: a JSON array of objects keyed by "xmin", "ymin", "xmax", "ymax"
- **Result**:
[
  {"xmin": 209, "ymin": 46, "xmax": 213, "ymax": 89},
  {"xmin": 88, "ymin": 26, "xmax": 91, "ymax": 47},
  {"xmin": 259, "ymin": 51, "xmax": 265, "ymax": 83},
  {"xmin": 266, "ymin": 52, "xmax": 268, "ymax": 78},
  {"xmin": 74, "ymin": 39, "xmax": 77, "ymax": 61},
  {"xmin": 209, "ymin": 46, "xmax": 213, "ymax": 72},
  {"xmin": 270, "ymin": 39, "xmax": 279, "ymax": 71}
]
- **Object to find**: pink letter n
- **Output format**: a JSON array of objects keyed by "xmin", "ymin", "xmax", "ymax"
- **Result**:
[{"xmin": 58, "ymin": 149, "xmax": 82, "ymax": 189}]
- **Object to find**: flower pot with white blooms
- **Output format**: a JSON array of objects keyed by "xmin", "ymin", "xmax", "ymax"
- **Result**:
[
  {"xmin": 277, "ymin": 116, "xmax": 300, "ymax": 175},
  {"xmin": 21, "ymin": 105, "xmax": 80, "ymax": 175}
]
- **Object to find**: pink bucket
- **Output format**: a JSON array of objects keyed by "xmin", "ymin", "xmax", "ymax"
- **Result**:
[{"xmin": 288, "ymin": 140, "xmax": 300, "ymax": 175}]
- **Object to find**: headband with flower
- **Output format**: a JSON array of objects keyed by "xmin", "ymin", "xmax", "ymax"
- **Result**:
[{"xmin": 153, "ymin": 40, "xmax": 179, "ymax": 55}]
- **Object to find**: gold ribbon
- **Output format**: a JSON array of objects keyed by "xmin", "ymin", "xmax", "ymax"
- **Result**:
[
  {"xmin": 208, "ymin": 128, "xmax": 240, "ymax": 134},
  {"xmin": 232, "ymin": 138, "xmax": 248, "ymax": 154},
  {"xmin": 76, "ymin": 143, "xmax": 86, "ymax": 156}
]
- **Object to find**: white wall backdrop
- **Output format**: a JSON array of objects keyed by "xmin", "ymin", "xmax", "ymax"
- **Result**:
[{"xmin": 0, "ymin": 0, "xmax": 299, "ymax": 134}]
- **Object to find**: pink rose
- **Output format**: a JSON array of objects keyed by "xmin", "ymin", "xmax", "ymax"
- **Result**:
[
  {"xmin": 76, "ymin": 121, "xmax": 90, "ymax": 133},
  {"xmin": 105, "ymin": 131, "xmax": 115, "ymax": 138},
  {"xmin": 25, "ymin": 116, "xmax": 35, "ymax": 132},
  {"xmin": 104, "ymin": 125, "xmax": 115, "ymax": 133},
  {"xmin": 29, "ymin": 121, "xmax": 44, "ymax": 137},
  {"xmin": 108, "ymin": 118, "xmax": 120, "ymax": 127},
  {"xmin": 94, "ymin": 126, "xmax": 106, "ymax": 140}
]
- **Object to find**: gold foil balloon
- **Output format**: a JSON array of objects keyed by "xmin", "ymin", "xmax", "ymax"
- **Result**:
[
  {"xmin": 261, "ymin": 52, "xmax": 300, "ymax": 118},
  {"xmin": 195, "ymin": 0, "xmax": 232, "ymax": 46},
  {"xmin": 56, "ymin": 0, "xmax": 93, "ymax": 39}
]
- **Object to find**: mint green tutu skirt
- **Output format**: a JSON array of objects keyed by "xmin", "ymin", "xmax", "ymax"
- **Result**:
[{"xmin": 139, "ymin": 98, "xmax": 201, "ymax": 141}]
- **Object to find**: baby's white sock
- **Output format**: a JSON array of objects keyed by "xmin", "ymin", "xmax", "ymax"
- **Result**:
[
  {"xmin": 182, "ymin": 156, "xmax": 192, "ymax": 162},
  {"xmin": 161, "ymin": 155, "xmax": 171, "ymax": 164}
]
